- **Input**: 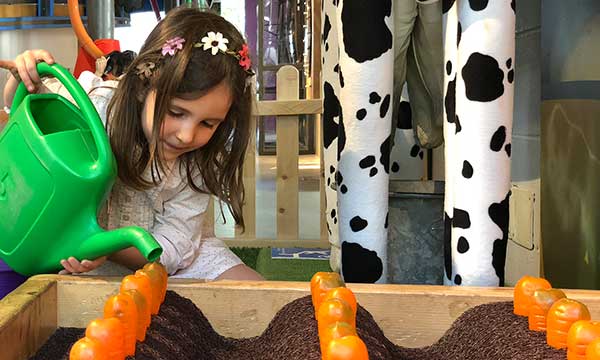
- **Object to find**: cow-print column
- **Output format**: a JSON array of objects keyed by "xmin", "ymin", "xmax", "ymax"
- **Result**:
[
  {"xmin": 443, "ymin": 0, "xmax": 515, "ymax": 286},
  {"xmin": 322, "ymin": 0, "xmax": 342, "ymax": 273},
  {"xmin": 322, "ymin": 0, "xmax": 394, "ymax": 283}
]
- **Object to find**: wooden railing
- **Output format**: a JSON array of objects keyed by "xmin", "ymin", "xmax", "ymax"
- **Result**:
[{"xmin": 212, "ymin": 65, "xmax": 328, "ymax": 249}]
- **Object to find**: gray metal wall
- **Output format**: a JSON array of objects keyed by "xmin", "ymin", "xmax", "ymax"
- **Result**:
[{"xmin": 541, "ymin": 0, "xmax": 600, "ymax": 289}]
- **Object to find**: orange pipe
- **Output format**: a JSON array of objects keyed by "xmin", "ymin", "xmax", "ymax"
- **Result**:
[{"xmin": 68, "ymin": 0, "xmax": 104, "ymax": 59}]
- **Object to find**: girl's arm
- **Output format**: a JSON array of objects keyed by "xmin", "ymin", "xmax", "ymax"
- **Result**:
[
  {"xmin": 147, "ymin": 184, "xmax": 210, "ymax": 275},
  {"xmin": 2, "ymin": 50, "xmax": 55, "ymax": 108}
]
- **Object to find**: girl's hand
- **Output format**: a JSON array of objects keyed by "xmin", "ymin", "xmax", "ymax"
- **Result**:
[
  {"xmin": 13, "ymin": 50, "xmax": 55, "ymax": 92},
  {"xmin": 59, "ymin": 256, "xmax": 107, "ymax": 275}
]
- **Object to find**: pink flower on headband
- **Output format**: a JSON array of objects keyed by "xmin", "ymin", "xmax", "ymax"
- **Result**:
[
  {"xmin": 162, "ymin": 37, "xmax": 186, "ymax": 56},
  {"xmin": 238, "ymin": 44, "xmax": 251, "ymax": 71}
]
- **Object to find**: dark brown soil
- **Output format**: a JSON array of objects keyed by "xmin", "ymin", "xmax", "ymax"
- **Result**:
[{"xmin": 30, "ymin": 291, "xmax": 566, "ymax": 360}]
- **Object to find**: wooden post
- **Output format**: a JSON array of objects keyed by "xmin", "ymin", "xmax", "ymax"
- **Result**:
[{"xmin": 276, "ymin": 66, "xmax": 300, "ymax": 240}]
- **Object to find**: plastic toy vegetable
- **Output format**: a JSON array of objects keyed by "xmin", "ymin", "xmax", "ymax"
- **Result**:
[
  {"xmin": 528, "ymin": 288, "xmax": 566, "ymax": 331},
  {"xmin": 135, "ymin": 269, "xmax": 162, "ymax": 315},
  {"xmin": 142, "ymin": 262, "xmax": 168, "ymax": 304},
  {"xmin": 547, "ymin": 298, "xmax": 591, "ymax": 349},
  {"xmin": 70, "ymin": 337, "xmax": 108, "ymax": 360},
  {"xmin": 311, "ymin": 272, "xmax": 345, "ymax": 317},
  {"xmin": 317, "ymin": 298, "xmax": 356, "ymax": 334},
  {"xmin": 566, "ymin": 320, "xmax": 600, "ymax": 360},
  {"xmin": 121, "ymin": 273, "xmax": 153, "ymax": 321},
  {"xmin": 324, "ymin": 287, "xmax": 357, "ymax": 318},
  {"xmin": 320, "ymin": 321, "xmax": 357, "ymax": 356},
  {"xmin": 104, "ymin": 293, "xmax": 138, "ymax": 356},
  {"xmin": 121, "ymin": 289, "xmax": 150, "ymax": 341},
  {"xmin": 513, "ymin": 276, "xmax": 551, "ymax": 316},
  {"xmin": 586, "ymin": 338, "xmax": 600, "ymax": 359},
  {"xmin": 85, "ymin": 317, "xmax": 125, "ymax": 360},
  {"xmin": 324, "ymin": 335, "xmax": 369, "ymax": 360}
]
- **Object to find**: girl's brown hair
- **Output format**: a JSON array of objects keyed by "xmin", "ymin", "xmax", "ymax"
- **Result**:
[{"xmin": 107, "ymin": 7, "xmax": 252, "ymax": 230}]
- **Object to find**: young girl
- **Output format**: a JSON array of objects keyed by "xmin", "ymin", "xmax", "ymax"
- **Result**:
[{"xmin": 3, "ymin": 8, "xmax": 263, "ymax": 281}]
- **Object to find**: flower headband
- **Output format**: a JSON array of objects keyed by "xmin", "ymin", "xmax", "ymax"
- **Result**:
[{"xmin": 136, "ymin": 32, "xmax": 254, "ymax": 80}]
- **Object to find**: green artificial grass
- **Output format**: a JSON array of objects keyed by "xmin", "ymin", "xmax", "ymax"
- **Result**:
[
  {"xmin": 230, "ymin": 247, "xmax": 261, "ymax": 270},
  {"xmin": 230, "ymin": 247, "xmax": 332, "ymax": 281}
]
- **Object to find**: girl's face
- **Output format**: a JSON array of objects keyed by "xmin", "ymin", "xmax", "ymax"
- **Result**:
[{"xmin": 141, "ymin": 81, "xmax": 232, "ymax": 162}]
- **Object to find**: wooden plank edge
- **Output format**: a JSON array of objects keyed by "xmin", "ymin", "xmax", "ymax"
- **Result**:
[{"xmin": 0, "ymin": 276, "xmax": 57, "ymax": 360}]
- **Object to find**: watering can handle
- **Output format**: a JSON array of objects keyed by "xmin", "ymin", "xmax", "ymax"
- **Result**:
[{"xmin": 11, "ymin": 62, "xmax": 112, "ymax": 173}]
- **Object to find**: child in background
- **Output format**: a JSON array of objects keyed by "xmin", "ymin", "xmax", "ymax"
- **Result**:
[{"xmin": 3, "ymin": 7, "xmax": 263, "ymax": 281}]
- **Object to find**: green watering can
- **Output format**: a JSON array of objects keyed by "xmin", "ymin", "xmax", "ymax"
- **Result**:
[{"xmin": 0, "ymin": 62, "xmax": 162, "ymax": 276}]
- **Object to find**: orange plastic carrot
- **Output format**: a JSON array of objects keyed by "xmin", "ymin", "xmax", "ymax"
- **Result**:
[
  {"xmin": 317, "ymin": 298, "xmax": 356, "ymax": 335},
  {"xmin": 121, "ymin": 289, "xmax": 150, "ymax": 342},
  {"xmin": 324, "ymin": 335, "xmax": 369, "ymax": 360},
  {"xmin": 135, "ymin": 269, "xmax": 162, "ymax": 315},
  {"xmin": 513, "ymin": 276, "xmax": 551, "ymax": 316},
  {"xmin": 566, "ymin": 320, "xmax": 600, "ymax": 360},
  {"xmin": 324, "ymin": 287, "xmax": 357, "ymax": 318},
  {"xmin": 319, "ymin": 321, "xmax": 357, "ymax": 357},
  {"xmin": 547, "ymin": 298, "xmax": 591, "ymax": 349},
  {"xmin": 311, "ymin": 272, "xmax": 345, "ymax": 317},
  {"xmin": 121, "ymin": 274, "xmax": 153, "ymax": 312},
  {"xmin": 586, "ymin": 338, "xmax": 600, "ymax": 359},
  {"xmin": 104, "ymin": 293, "xmax": 138, "ymax": 356},
  {"xmin": 528, "ymin": 288, "xmax": 566, "ymax": 331},
  {"xmin": 69, "ymin": 337, "xmax": 109, "ymax": 360},
  {"xmin": 85, "ymin": 317, "xmax": 125, "ymax": 360},
  {"xmin": 143, "ymin": 262, "xmax": 168, "ymax": 304}
]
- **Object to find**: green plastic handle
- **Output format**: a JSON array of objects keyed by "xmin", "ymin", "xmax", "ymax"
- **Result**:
[{"xmin": 11, "ymin": 62, "xmax": 112, "ymax": 176}]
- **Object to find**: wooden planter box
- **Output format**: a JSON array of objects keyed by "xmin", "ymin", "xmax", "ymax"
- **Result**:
[{"xmin": 2, "ymin": 275, "xmax": 600, "ymax": 360}]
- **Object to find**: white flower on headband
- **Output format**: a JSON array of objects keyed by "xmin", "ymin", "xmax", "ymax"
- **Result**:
[{"xmin": 200, "ymin": 31, "xmax": 229, "ymax": 55}]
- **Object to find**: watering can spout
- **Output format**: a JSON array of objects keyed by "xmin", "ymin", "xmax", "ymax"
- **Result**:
[{"xmin": 78, "ymin": 226, "xmax": 163, "ymax": 264}]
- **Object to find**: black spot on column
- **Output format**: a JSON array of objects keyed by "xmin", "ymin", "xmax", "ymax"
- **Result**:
[
  {"xmin": 350, "ymin": 216, "xmax": 368, "ymax": 232},
  {"xmin": 490, "ymin": 192, "xmax": 510, "ymax": 286},
  {"xmin": 337, "ymin": 109, "xmax": 346, "ymax": 161},
  {"xmin": 359, "ymin": 155, "xmax": 376, "ymax": 169},
  {"xmin": 443, "ymin": 0, "xmax": 455, "ymax": 13},
  {"xmin": 369, "ymin": 168, "xmax": 378, "ymax": 177},
  {"xmin": 457, "ymin": 236, "xmax": 470, "ymax": 253},
  {"xmin": 391, "ymin": 162, "xmax": 400, "ymax": 173},
  {"xmin": 379, "ymin": 94, "xmax": 391, "ymax": 118},
  {"xmin": 453, "ymin": 208, "xmax": 471, "ymax": 229},
  {"xmin": 356, "ymin": 108, "xmax": 367, "ymax": 120},
  {"xmin": 462, "ymin": 52, "xmax": 505, "ymax": 102},
  {"xmin": 454, "ymin": 274, "xmax": 462, "ymax": 285},
  {"xmin": 341, "ymin": 241, "xmax": 383, "ymax": 283},
  {"xmin": 457, "ymin": 22, "xmax": 462, "ymax": 46},
  {"xmin": 444, "ymin": 212, "xmax": 453, "ymax": 281},
  {"xmin": 505, "ymin": 143, "xmax": 512, "ymax": 157},
  {"xmin": 410, "ymin": 144, "xmax": 420, "ymax": 158},
  {"xmin": 379, "ymin": 135, "xmax": 391, "ymax": 173},
  {"xmin": 445, "ymin": 75, "xmax": 456, "ymax": 126},
  {"xmin": 341, "ymin": 0, "xmax": 393, "ymax": 63},
  {"xmin": 323, "ymin": 82, "xmax": 340, "ymax": 149},
  {"xmin": 397, "ymin": 101, "xmax": 412, "ymax": 129},
  {"xmin": 462, "ymin": 160, "xmax": 473, "ymax": 178},
  {"xmin": 490, "ymin": 126, "xmax": 507, "ymax": 152},
  {"xmin": 446, "ymin": 61, "xmax": 452, "ymax": 76},
  {"xmin": 369, "ymin": 92, "xmax": 381, "ymax": 104},
  {"xmin": 468, "ymin": 0, "xmax": 489, "ymax": 11},
  {"xmin": 323, "ymin": 15, "xmax": 331, "ymax": 48}
]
